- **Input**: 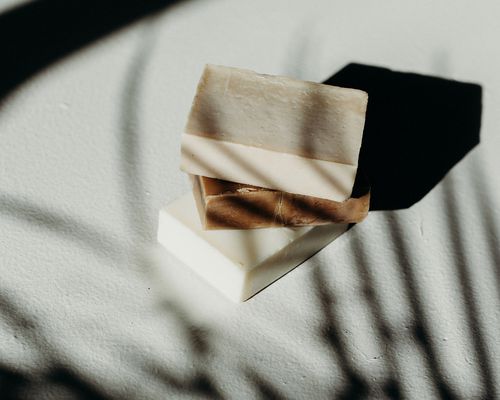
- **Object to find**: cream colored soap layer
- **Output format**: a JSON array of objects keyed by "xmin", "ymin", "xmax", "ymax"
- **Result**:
[
  {"xmin": 157, "ymin": 194, "xmax": 347, "ymax": 302},
  {"xmin": 181, "ymin": 133, "xmax": 357, "ymax": 201},
  {"xmin": 185, "ymin": 64, "xmax": 368, "ymax": 165}
]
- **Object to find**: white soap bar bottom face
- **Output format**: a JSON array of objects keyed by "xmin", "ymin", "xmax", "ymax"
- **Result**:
[{"xmin": 157, "ymin": 194, "xmax": 348, "ymax": 302}]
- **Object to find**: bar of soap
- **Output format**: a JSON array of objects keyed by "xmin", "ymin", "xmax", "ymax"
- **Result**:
[
  {"xmin": 157, "ymin": 194, "xmax": 348, "ymax": 302},
  {"xmin": 192, "ymin": 175, "xmax": 370, "ymax": 229},
  {"xmin": 181, "ymin": 64, "xmax": 368, "ymax": 201}
]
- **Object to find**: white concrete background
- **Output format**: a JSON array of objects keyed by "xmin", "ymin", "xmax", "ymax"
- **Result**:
[{"xmin": 1, "ymin": 0, "xmax": 499, "ymax": 399}]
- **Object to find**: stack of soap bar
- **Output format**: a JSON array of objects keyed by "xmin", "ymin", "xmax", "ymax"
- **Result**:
[
  {"xmin": 158, "ymin": 194, "xmax": 348, "ymax": 302},
  {"xmin": 192, "ymin": 175, "xmax": 370, "ymax": 230},
  {"xmin": 158, "ymin": 65, "xmax": 369, "ymax": 301},
  {"xmin": 181, "ymin": 64, "xmax": 368, "ymax": 202}
]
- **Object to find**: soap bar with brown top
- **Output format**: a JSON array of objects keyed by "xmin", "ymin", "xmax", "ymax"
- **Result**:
[
  {"xmin": 181, "ymin": 65, "xmax": 368, "ymax": 202},
  {"xmin": 191, "ymin": 175, "xmax": 370, "ymax": 230}
]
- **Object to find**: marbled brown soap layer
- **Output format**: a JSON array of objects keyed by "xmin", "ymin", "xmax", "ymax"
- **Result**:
[{"xmin": 191, "ymin": 175, "xmax": 370, "ymax": 230}]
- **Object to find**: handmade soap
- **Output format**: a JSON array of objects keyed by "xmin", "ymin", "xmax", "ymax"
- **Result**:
[
  {"xmin": 181, "ymin": 64, "xmax": 368, "ymax": 201},
  {"xmin": 157, "ymin": 194, "xmax": 348, "ymax": 302},
  {"xmin": 192, "ymin": 175, "xmax": 370, "ymax": 229}
]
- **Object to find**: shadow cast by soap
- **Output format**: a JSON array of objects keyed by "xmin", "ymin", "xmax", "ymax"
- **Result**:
[{"xmin": 324, "ymin": 63, "xmax": 482, "ymax": 210}]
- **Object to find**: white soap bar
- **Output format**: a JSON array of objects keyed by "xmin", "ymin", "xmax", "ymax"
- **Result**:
[
  {"xmin": 157, "ymin": 194, "xmax": 348, "ymax": 302},
  {"xmin": 181, "ymin": 64, "xmax": 368, "ymax": 201}
]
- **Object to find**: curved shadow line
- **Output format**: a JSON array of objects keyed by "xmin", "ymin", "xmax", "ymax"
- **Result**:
[
  {"xmin": 386, "ymin": 214, "xmax": 460, "ymax": 400},
  {"xmin": 243, "ymin": 368, "xmax": 288, "ymax": 400},
  {"xmin": 349, "ymin": 231, "xmax": 403, "ymax": 399},
  {"xmin": 0, "ymin": 193, "xmax": 128, "ymax": 261},
  {"xmin": 312, "ymin": 266, "xmax": 370, "ymax": 399},
  {"xmin": 161, "ymin": 300, "xmax": 212, "ymax": 356},
  {"xmin": 119, "ymin": 23, "xmax": 159, "ymax": 241},
  {"xmin": 144, "ymin": 364, "xmax": 225, "ymax": 400},
  {"xmin": 0, "ymin": 0, "xmax": 185, "ymax": 106}
]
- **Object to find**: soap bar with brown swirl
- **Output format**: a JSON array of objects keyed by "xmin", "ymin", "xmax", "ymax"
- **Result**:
[{"xmin": 191, "ymin": 175, "xmax": 370, "ymax": 230}]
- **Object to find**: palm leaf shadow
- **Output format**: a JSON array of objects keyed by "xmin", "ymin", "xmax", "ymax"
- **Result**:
[
  {"xmin": 441, "ymin": 174, "xmax": 497, "ymax": 399},
  {"xmin": 0, "ymin": 290, "xmax": 114, "ymax": 399},
  {"xmin": 0, "ymin": 0, "xmax": 185, "ymax": 105},
  {"xmin": 0, "ymin": 193, "xmax": 128, "ymax": 261},
  {"xmin": 119, "ymin": 24, "xmax": 158, "ymax": 242}
]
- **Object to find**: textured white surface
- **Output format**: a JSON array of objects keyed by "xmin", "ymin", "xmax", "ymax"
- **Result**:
[{"xmin": 1, "ymin": 0, "xmax": 500, "ymax": 399}]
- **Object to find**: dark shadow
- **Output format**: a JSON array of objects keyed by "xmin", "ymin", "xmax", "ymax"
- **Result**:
[
  {"xmin": 324, "ymin": 63, "xmax": 482, "ymax": 210},
  {"xmin": 0, "ymin": 363, "xmax": 31, "ymax": 400},
  {"xmin": 311, "ymin": 267, "xmax": 370, "ymax": 399},
  {"xmin": 243, "ymin": 369, "xmax": 288, "ymax": 400},
  {"xmin": 0, "ymin": 0, "xmax": 185, "ymax": 105},
  {"xmin": 0, "ymin": 365, "xmax": 115, "ymax": 400},
  {"xmin": 148, "ymin": 368, "xmax": 225, "ymax": 400},
  {"xmin": 0, "ymin": 293, "xmax": 40, "ymax": 400},
  {"xmin": 48, "ymin": 367, "xmax": 112, "ymax": 400}
]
